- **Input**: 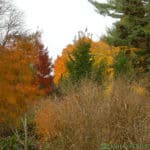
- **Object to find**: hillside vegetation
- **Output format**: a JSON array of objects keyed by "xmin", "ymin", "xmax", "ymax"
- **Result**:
[{"xmin": 0, "ymin": 0, "xmax": 149, "ymax": 149}]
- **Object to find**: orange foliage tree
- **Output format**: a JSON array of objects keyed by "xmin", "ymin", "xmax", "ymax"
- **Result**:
[
  {"xmin": 54, "ymin": 44, "xmax": 74, "ymax": 84},
  {"xmin": 0, "ymin": 34, "xmax": 43, "ymax": 128}
]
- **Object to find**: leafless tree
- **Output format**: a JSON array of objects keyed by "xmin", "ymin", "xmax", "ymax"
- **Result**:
[{"xmin": 0, "ymin": 0, "xmax": 24, "ymax": 46}]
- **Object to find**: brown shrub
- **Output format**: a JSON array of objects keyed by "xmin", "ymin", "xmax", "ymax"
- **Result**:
[{"xmin": 35, "ymin": 79, "xmax": 150, "ymax": 150}]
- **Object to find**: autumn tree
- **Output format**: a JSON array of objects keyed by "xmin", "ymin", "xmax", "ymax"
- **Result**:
[
  {"xmin": 0, "ymin": 33, "xmax": 43, "ymax": 133},
  {"xmin": 54, "ymin": 44, "xmax": 74, "ymax": 84},
  {"xmin": 54, "ymin": 37, "xmax": 139, "ymax": 84},
  {"xmin": 36, "ymin": 42, "xmax": 53, "ymax": 95},
  {"xmin": 90, "ymin": 40, "xmax": 113, "ymax": 83},
  {"xmin": 54, "ymin": 38, "xmax": 113, "ymax": 84}
]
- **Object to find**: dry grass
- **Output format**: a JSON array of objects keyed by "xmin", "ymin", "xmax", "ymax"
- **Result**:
[{"xmin": 35, "ymin": 79, "xmax": 150, "ymax": 150}]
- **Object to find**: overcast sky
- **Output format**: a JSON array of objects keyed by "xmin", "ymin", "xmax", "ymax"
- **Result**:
[{"xmin": 15, "ymin": 0, "xmax": 116, "ymax": 60}]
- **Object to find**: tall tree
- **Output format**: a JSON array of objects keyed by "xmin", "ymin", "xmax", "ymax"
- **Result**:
[
  {"xmin": 0, "ymin": 34, "xmax": 43, "ymax": 131},
  {"xmin": 89, "ymin": 0, "xmax": 150, "ymax": 73},
  {"xmin": 89, "ymin": 0, "xmax": 150, "ymax": 49},
  {"xmin": 54, "ymin": 44, "xmax": 74, "ymax": 84}
]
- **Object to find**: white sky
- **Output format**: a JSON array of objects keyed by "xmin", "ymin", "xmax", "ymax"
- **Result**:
[{"xmin": 14, "ymin": 0, "xmax": 116, "ymax": 60}]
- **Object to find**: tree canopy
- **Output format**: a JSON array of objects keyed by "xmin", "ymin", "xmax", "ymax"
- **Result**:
[{"xmin": 89, "ymin": 0, "xmax": 150, "ymax": 49}]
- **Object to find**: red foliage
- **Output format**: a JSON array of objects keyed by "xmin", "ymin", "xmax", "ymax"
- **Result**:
[{"xmin": 36, "ymin": 43, "xmax": 53, "ymax": 95}]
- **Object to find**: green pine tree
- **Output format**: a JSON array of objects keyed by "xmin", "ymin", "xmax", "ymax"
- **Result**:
[
  {"xmin": 66, "ymin": 37, "xmax": 93, "ymax": 82},
  {"xmin": 89, "ymin": 0, "xmax": 150, "ymax": 49},
  {"xmin": 113, "ymin": 49, "xmax": 134, "ymax": 77}
]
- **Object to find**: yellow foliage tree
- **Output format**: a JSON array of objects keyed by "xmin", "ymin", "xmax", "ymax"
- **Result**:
[
  {"xmin": 54, "ymin": 40, "xmax": 114, "ymax": 83},
  {"xmin": 54, "ymin": 37, "xmax": 139, "ymax": 84}
]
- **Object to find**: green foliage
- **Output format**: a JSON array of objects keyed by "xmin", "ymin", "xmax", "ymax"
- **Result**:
[
  {"xmin": 0, "ymin": 130, "xmax": 37, "ymax": 150},
  {"xmin": 0, "ymin": 135, "xmax": 21, "ymax": 150},
  {"xmin": 113, "ymin": 50, "xmax": 134, "ymax": 77},
  {"xmin": 90, "ymin": 0, "xmax": 150, "ymax": 75},
  {"xmin": 66, "ymin": 38, "xmax": 93, "ymax": 81},
  {"xmin": 89, "ymin": 0, "xmax": 150, "ymax": 49},
  {"xmin": 134, "ymin": 48, "xmax": 150, "ymax": 73},
  {"xmin": 91, "ymin": 59, "xmax": 107, "ymax": 84}
]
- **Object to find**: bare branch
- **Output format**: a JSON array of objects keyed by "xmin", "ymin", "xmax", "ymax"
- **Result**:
[{"xmin": 0, "ymin": 0, "xmax": 25, "ymax": 46}]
